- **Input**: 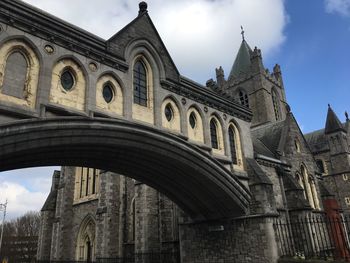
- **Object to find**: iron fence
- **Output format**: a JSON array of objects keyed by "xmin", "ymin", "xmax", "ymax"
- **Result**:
[
  {"xmin": 96, "ymin": 251, "xmax": 180, "ymax": 263},
  {"xmin": 274, "ymin": 214, "xmax": 350, "ymax": 261}
]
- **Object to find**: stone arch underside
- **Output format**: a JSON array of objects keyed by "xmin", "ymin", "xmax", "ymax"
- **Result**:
[{"xmin": 0, "ymin": 117, "xmax": 250, "ymax": 221}]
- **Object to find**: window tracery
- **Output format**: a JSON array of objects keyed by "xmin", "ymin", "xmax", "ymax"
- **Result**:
[{"xmin": 74, "ymin": 167, "xmax": 100, "ymax": 201}]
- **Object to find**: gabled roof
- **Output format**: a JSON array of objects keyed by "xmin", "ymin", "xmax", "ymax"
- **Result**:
[
  {"xmin": 252, "ymin": 112, "xmax": 314, "ymax": 158},
  {"xmin": 251, "ymin": 120, "xmax": 286, "ymax": 158},
  {"xmin": 228, "ymin": 40, "xmax": 252, "ymax": 80},
  {"xmin": 325, "ymin": 105, "xmax": 345, "ymax": 134},
  {"xmin": 107, "ymin": 9, "xmax": 180, "ymax": 81}
]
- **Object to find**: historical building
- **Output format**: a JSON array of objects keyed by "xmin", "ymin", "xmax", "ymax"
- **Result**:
[{"xmin": 0, "ymin": 0, "xmax": 349, "ymax": 262}]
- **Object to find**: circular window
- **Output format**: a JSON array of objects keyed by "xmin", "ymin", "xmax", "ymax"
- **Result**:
[
  {"xmin": 189, "ymin": 112, "xmax": 197, "ymax": 129},
  {"xmin": 103, "ymin": 84, "xmax": 114, "ymax": 103},
  {"xmin": 61, "ymin": 70, "xmax": 75, "ymax": 91},
  {"xmin": 164, "ymin": 104, "xmax": 173, "ymax": 122}
]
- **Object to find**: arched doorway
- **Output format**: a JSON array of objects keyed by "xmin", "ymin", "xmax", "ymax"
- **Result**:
[{"xmin": 76, "ymin": 217, "xmax": 95, "ymax": 261}]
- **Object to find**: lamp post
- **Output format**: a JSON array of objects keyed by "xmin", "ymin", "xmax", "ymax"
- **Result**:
[{"xmin": 0, "ymin": 200, "xmax": 8, "ymax": 255}]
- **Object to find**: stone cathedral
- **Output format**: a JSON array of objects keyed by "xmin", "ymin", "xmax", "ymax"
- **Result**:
[{"xmin": 0, "ymin": 1, "xmax": 349, "ymax": 263}]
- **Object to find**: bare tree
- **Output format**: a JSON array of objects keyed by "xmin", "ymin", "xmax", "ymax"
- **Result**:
[{"xmin": 0, "ymin": 211, "xmax": 41, "ymax": 263}]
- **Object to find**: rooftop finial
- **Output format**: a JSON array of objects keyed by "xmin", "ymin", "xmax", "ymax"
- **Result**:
[
  {"xmin": 346, "ymin": 111, "xmax": 349, "ymax": 121},
  {"xmin": 328, "ymin": 103, "xmax": 331, "ymax": 108},
  {"xmin": 240, "ymin": 25, "xmax": 245, "ymax": 41},
  {"xmin": 139, "ymin": 1, "xmax": 148, "ymax": 16}
]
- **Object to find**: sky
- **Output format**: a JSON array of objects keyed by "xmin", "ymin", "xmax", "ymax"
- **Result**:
[{"xmin": 0, "ymin": 0, "xmax": 349, "ymax": 219}]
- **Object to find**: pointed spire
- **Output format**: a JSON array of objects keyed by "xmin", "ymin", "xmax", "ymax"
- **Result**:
[
  {"xmin": 228, "ymin": 28, "xmax": 252, "ymax": 80},
  {"xmin": 325, "ymin": 104, "xmax": 345, "ymax": 134},
  {"xmin": 345, "ymin": 111, "xmax": 349, "ymax": 121}
]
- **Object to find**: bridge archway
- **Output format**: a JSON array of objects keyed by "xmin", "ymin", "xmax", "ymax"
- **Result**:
[{"xmin": 0, "ymin": 117, "xmax": 250, "ymax": 220}]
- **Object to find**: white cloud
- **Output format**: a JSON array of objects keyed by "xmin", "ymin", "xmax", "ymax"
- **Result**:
[
  {"xmin": 22, "ymin": 0, "xmax": 288, "ymax": 83},
  {"xmin": 325, "ymin": 0, "xmax": 350, "ymax": 16},
  {"xmin": 0, "ymin": 167, "xmax": 57, "ymax": 219},
  {"xmin": 0, "ymin": 181, "xmax": 48, "ymax": 220}
]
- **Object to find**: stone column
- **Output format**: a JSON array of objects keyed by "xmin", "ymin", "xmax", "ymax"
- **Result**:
[{"xmin": 134, "ymin": 184, "xmax": 160, "ymax": 254}]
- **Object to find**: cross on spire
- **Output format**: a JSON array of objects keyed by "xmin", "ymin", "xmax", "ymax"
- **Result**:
[{"xmin": 240, "ymin": 25, "xmax": 245, "ymax": 41}]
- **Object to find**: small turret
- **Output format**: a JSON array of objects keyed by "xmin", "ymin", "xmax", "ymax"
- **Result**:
[
  {"xmin": 250, "ymin": 46, "xmax": 264, "ymax": 74},
  {"xmin": 345, "ymin": 111, "xmax": 350, "ymax": 135},
  {"xmin": 325, "ymin": 104, "xmax": 346, "ymax": 134},
  {"xmin": 273, "ymin": 64, "xmax": 282, "ymax": 81},
  {"xmin": 215, "ymin": 66, "xmax": 225, "ymax": 90},
  {"xmin": 324, "ymin": 105, "xmax": 349, "ymax": 174}
]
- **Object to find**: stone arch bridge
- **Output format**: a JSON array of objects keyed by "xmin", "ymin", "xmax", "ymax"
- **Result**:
[{"xmin": 0, "ymin": 117, "xmax": 250, "ymax": 221}]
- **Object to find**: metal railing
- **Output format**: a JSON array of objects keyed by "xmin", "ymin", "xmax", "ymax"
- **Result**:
[
  {"xmin": 274, "ymin": 214, "xmax": 350, "ymax": 261},
  {"xmin": 96, "ymin": 251, "xmax": 180, "ymax": 263}
]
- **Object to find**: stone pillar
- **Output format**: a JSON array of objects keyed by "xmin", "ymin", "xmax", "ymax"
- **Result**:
[
  {"xmin": 95, "ymin": 171, "xmax": 122, "ymax": 258},
  {"xmin": 55, "ymin": 166, "xmax": 76, "ymax": 260},
  {"xmin": 134, "ymin": 183, "xmax": 160, "ymax": 253}
]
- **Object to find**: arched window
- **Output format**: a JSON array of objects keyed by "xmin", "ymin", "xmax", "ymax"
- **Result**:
[
  {"xmin": 2, "ymin": 51, "xmax": 28, "ymax": 99},
  {"xmin": 74, "ymin": 167, "xmax": 100, "ymax": 201},
  {"xmin": 236, "ymin": 89, "xmax": 249, "ymax": 108},
  {"xmin": 271, "ymin": 88, "xmax": 280, "ymax": 120},
  {"xmin": 133, "ymin": 60, "xmax": 147, "ymax": 106},
  {"xmin": 300, "ymin": 165, "xmax": 319, "ymax": 209},
  {"xmin": 229, "ymin": 126, "xmax": 238, "ymax": 165},
  {"xmin": 161, "ymin": 98, "xmax": 181, "ymax": 132},
  {"xmin": 316, "ymin": 159, "xmax": 325, "ymax": 174},
  {"xmin": 210, "ymin": 119, "xmax": 219, "ymax": 149},
  {"xmin": 228, "ymin": 123, "xmax": 243, "ymax": 168},
  {"xmin": 187, "ymin": 107, "xmax": 204, "ymax": 143},
  {"xmin": 0, "ymin": 40, "xmax": 40, "ymax": 108},
  {"xmin": 96, "ymin": 75, "xmax": 123, "ymax": 116},
  {"xmin": 294, "ymin": 139, "xmax": 301, "ymax": 153},
  {"xmin": 296, "ymin": 171, "xmax": 309, "ymax": 205},
  {"xmin": 51, "ymin": 58, "xmax": 86, "ymax": 111}
]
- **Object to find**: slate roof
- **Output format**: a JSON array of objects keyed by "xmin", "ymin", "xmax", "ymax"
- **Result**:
[
  {"xmin": 228, "ymin": 40, "xmax": 252, "ymax": 80},
  {"xmin": 41, "ymin": 190, "xmax": 58, "ymax": 211},
  {"xmin": 41, "ymin": 170, "xmax": 60, "ymax": 211},
  {"xmin": 251, "ymin": 120, "xmax": 286, "ymax": 158},
  {"xmin": 304, "ymin": 128, "xmax": 329, "ymax": 153},
  {"xmin": 246, "ymin": 158, "xmax": 273, "ymax": 186}
]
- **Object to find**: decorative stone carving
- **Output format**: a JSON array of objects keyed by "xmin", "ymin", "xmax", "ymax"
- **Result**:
[
  {"xmin": 88, "ymin": 62, "xmax": 98, "ymax": 72},
  {"xmin": 44, "ymin": 44, "xmax": 54, "ymax": 54}
]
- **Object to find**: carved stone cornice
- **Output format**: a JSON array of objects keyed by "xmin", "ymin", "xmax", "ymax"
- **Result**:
[{"xmin": 161, "ymin": 78, "xmax": 253, "ymax": 121}]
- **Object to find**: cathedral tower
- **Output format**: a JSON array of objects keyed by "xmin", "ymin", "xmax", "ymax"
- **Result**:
[{"xmin": 208, "ymin": 30, "xmax": 288, "ymax": 127}]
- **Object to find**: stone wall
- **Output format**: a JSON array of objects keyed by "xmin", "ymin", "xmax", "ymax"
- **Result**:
[{"xmin": 179, "ymin": 216, "xmax": 278, "ymax": 263}]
